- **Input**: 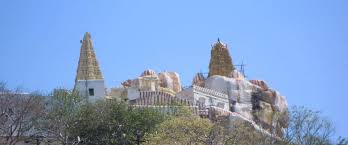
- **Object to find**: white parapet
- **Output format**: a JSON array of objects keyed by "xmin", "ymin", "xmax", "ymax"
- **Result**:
[{"xmin": 177, "ymin": 85, "xmax": 230, "ymax": 111}]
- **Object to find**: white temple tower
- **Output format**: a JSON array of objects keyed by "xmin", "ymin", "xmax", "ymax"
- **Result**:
[{"xmin": 74, "ymin": 32, "xmax": 105, "ymax": 102}]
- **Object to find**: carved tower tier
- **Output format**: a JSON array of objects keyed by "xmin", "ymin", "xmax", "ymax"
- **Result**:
[{"xmin": 208, "ymin": 38, "xmax": 235, "ymax": 77}]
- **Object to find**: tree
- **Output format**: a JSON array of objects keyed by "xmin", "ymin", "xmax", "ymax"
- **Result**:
[
  {"xmin": 70, "ymin": 99, "xmax": 166, "ymax": 145},
  {"xmin": 337, "ymin": 136, "xmax": 348, "ymax": 145},
  {"xmin": 40, "ymin": 88, "xmax": 83, "ymax": 145},
  {"xmin": 0, "ymin": 82, "xmax": 45, "ymax": 145},
  {"xmin": 145, "ymin": 106, "xmax": 214, "ymax": 144},
  {"xmin": 221, "ymin": 119, "xmax": 273, "ymax": 145},
  {"xmin": 282, "ymin": 106, "xmax": 335, "ymax": 145}
]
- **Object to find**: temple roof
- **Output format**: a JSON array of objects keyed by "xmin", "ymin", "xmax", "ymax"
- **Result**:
[
  {"xmin": 140, "ymin": 69, "xmax": 158, "ymax": 77},
  {"xmin": 75, "ymin": 32, "xmax": 103, "ymax": 81},
  {"xmin": 213, "ymin": 38, "xmax": 226, "ymax": 48},
  {"xmin": 208, "ymin": 38, "xmax": 234, "ymax": 77}
]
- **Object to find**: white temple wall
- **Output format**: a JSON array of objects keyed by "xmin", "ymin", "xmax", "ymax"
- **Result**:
[
  {"xmin": 193, "ymin": 88, "xmax": 229, "ymax": 111},
  {"xmin": 177, "ymin": 85, "xmax": 230, "ymax": 111},
  {"xmin": 127, "ymin": 88, "xmax": 140, "ymax": 100},
  {"xmin": 74, "ymin": 79, "xmax": 105, "ymax": 102}
]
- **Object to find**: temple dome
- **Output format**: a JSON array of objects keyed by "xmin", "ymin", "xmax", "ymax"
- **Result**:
[{"xmin": 140, "ymin": 69, "xmax": 158, "ymax": 77}]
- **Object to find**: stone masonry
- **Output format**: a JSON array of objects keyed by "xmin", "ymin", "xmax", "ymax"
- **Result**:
[
  {"xmin": 208, "ymin": 38, "xmax": 235, "ymax": 77},
  {"xmin": 75, "ymin": 32, "xmax": 103, "ymax": 81}
]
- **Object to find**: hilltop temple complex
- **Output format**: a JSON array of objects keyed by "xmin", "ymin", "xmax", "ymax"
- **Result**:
[{"xmin": 74, "ymin": 32, "xmax": 289, "ymax": 137}]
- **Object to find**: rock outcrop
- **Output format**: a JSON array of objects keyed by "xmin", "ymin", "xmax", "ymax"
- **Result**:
[
  {"xmin": 229, "ymin": 70, "xmax": 245, "ymax": 80},
  {"xmin": 117, "ymin": 70, "xmax": 183, "ymax": 100},
  {"xmin": 203, "ymin": 75, "xmax": 288, "ymax": 136},
  {"xmin": 158, "ymin": 72, "xmax": 182, "ymax": 93},
  {"xmin": 250, "ymin": 80, "xmax": 269, "ymax": 91},
  {"xmin": 129, "ymin": 69, "xmax": 160, "ymax": 92},
  {"xmin": 121, "ymin": 79, "xmax": 132, "ymax": 88}
]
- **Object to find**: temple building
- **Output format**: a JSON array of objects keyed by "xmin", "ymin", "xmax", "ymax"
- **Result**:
[
  {"xmin": 208, "ymin": 38, "xmax": 235, "ymax": 77},
  {"xmin": 122, "ymin": 69, "xmax": 182, "ymax": 103},
  {"xmin": 74, "ymin": 32, "xmax": 106, "ymax": 102},
  {"xmin": 176, "ymin": 85, "xmax": 230, "ymax": 111}
]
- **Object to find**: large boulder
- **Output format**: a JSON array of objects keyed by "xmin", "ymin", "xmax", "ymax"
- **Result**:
[
  {"xmin": 253, "ymin": 90, "xmax": 276, "ymax": 105},
  {"xmin": 121, "ymin": 79, "xmax": 132, "ymax": 88},
  {"xmin": 204, "ymin": 75, "xmax": 255, "ymax": 94},
  {"xmin": 250, "ymin": 80, "xmax": 269, "ymax": 91},
  {"xmin": 273, "ymin": 92, "xmax": 288, "ymax": 112},
  {"xmin": 203, "ymin": 75, "xmax": 288, "ymax": 136},
  {"xmin": 253, "ymin": 101, "xmax": 274, "ymax": 130},
  {"xmin": 228, "ymin": 70, "xmax": 245, "ymax": 80},
  {"xmin": 158, "ymin": 72, "xmax": 182, "ymax": 93},
  {"xmin": 205, "ymin": 75, "xmax": 256, "ymax": 120}
]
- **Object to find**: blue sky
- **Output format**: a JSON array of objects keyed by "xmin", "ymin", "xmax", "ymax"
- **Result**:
[{"xmin": 0, "ymin": 0, "xmax": 347, "ymax": 138}]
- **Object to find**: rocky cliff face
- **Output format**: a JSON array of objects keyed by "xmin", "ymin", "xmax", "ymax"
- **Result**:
[
  {"xmin": 202, "ymin": 74, "xmax": 288, "ymax": 136},
  {"xmin": 229, "ymin": 70, "xmax": 245, "ymax": 80}
]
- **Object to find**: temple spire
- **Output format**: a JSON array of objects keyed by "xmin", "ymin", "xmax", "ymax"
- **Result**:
[
  {"xmin": 75, "ymin": 32, "xmax": 103, "ymax": 81},
  {"xmin": 208, "ymin": 38, "xmax": 235, "ymax": 77}
]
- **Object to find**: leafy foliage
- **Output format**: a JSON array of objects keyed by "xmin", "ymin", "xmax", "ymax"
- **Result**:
[
  {"xmin": 145, "ymin": 106, "xmax": 215, "ymax": 144},
  {"xmin": 1, "ymin": 83, "xmax": 345, "ymax": 145},
  {"xmin": 222, "ymin": 119, "xmax": 272, "ymax": 145},
  {"xmin": 69, "ymin": 99, "xmax": 166, "ymax": 145},
  {"xmin": 40, "ymin": 88, "xmax": 83, "ymax": 145}
]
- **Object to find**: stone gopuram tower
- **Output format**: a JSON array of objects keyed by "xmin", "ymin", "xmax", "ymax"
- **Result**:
[
  {"xmin": 74, "ymin": 32, "xmax": 105, "ymax": 102},
  {"xmin": 208, "ymin": 38, "xmax": 235, "ymax": 77}
]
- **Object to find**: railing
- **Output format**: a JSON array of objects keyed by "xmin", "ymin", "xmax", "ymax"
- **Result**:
[
  {"xmin": 192, "ymin": 85, "xmax": 228, "ymax": 99},
  {"xmin": 132, "ymin": 105, "xmax": 199, "ymax": 115},
  {"xmin": 134, "ymin": 91, "xmax": 193, "ymax": 106}
]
